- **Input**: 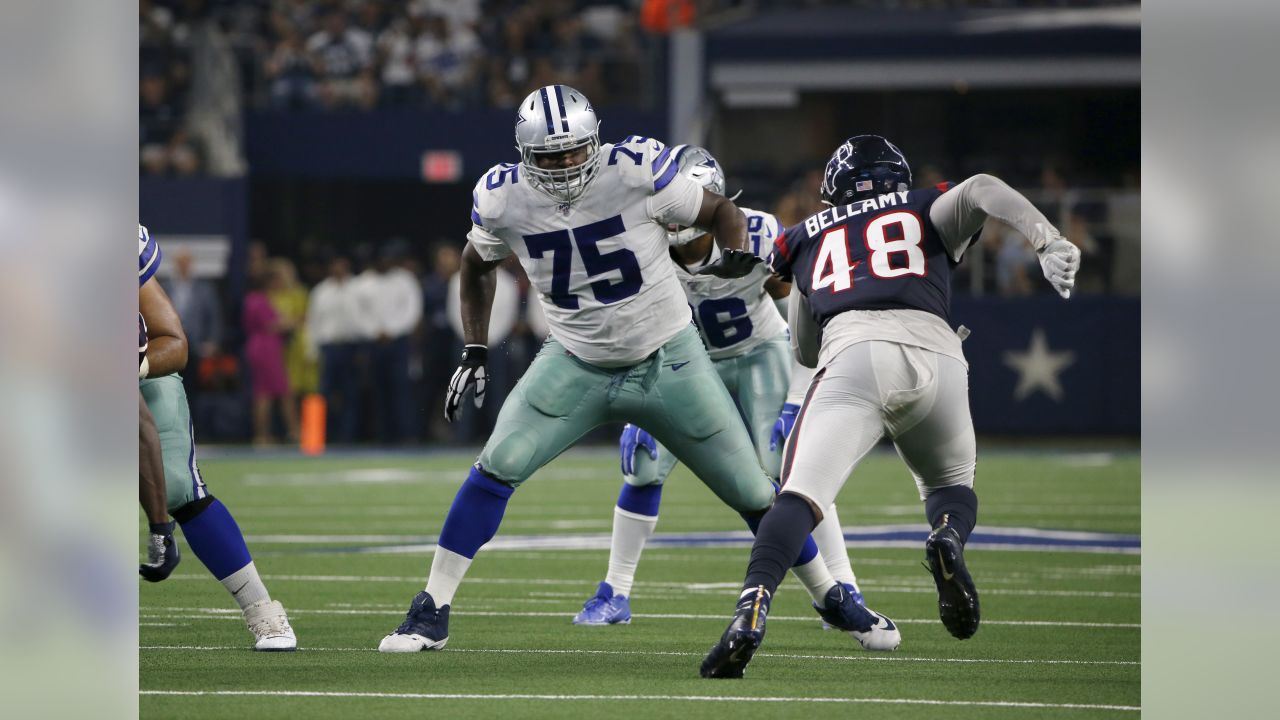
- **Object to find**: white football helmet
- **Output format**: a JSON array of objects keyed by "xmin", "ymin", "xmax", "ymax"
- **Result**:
[
  {"xmin": 665, "ymin": 145, "xmax": 733, "ymax": 245},
  {"xmin": 515, "ymin": 85, "xmax": 601, "ymax": 205}
]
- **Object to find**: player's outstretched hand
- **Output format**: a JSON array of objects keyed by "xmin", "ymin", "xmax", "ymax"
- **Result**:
[
  {"xmin": 1037, "ymin": 233, "xmax": 1081, "ymax": 299},
  {"xmin": 445, "ymin": 344, "xmax": 488, "ymax": 423},
  {"xmin": 769, "ymin": 403, "xmax": 801, "ymax": 452},
  {"xmin": 620, "ymin": 424, "xmax": 658, "ymax": 480},
  {"xmin": 695, "ymin": 248, "xmax": 763, "ymax": 279},
  {"xmin": 139, "ymin": 521, "xmax": 181, "ymax": 582}
]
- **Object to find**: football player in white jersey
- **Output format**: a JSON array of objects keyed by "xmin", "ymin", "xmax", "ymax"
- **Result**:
[
  {"xmin": 379, "ymin": 86, "xmax": 899, "ymax": 653},
  {"xmin": 138, "ymin": 225, "xmax": 297, "ymax": 650},
  {"xmin": 572, "ymin": 146, "xmax": 890, "ymax": 648}
]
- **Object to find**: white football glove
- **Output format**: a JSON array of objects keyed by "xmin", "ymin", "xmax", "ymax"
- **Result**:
[
  {"xmin": 444, "ymin": 344, "xmax": 488, "ymax": 423},
  {"xmin": 1036, "ymin": 229, "xmax": 1081, "ymax": 299}
]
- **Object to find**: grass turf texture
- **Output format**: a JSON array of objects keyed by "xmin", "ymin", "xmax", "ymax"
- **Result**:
[{"xmin": 140, "ymin": 447, "xmax": 1139, "ymax": 719}]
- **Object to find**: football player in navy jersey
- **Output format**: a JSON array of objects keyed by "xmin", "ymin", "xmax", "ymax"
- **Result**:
[{"xmin": 701, "ymin": 135, "xmax": 1081, "ymax": 678}]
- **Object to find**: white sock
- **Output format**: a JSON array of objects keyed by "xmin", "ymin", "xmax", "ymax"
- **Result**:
[
  {"xmin": 603, "ymin": 506, "xmax": 658, "ymax": 598},
  {"xmin": 221, "ymin": 561, "xmax": 271, "ymax": 611},
  {"xmin": 790, "ymin": 556, "xmax": 838, "ymax": 605},
  {"xmin": 812, "ymin": 503, "xmax": 859, "ymax": 588},
  {"xmin": 425, "ymin": 547, "xmax": 473, "ymax": 607}
]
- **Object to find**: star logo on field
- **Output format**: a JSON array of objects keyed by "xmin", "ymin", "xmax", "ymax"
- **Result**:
[{"xmin": 1003, "ymin": 328, "xmax": 1075, "ymax": 402}]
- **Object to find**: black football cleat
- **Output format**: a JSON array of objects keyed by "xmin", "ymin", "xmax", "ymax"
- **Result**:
[
  {"xmin": 925, "ymin": 519, "xmax": 980, "ymax": 639},
  {"xmin": 700, "ymin": 585, "xmax": 770, "ymax": 679}
]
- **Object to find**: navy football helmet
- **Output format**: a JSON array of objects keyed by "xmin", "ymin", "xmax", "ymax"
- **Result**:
[{"xmin": 820, "ymin": 135, "xmax": 912, "ymax": 207}]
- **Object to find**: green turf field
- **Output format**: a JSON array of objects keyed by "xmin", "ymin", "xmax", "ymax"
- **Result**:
[{"xmin": 140, "ymin": 447, "xmax": 1139, "ymax": 719}]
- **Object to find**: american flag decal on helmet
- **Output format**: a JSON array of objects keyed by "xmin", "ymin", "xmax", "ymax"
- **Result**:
[{"xmin": 856, "ymin": 180, "xmax": 874, "ymax": 191}]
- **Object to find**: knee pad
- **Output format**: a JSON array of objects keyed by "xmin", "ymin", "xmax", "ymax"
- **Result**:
[{"xmin": 172, "ymin": 494, "xmax": 215, "ymax": 524}]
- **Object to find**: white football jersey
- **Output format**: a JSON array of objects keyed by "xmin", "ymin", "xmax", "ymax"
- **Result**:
[
  {"xmin": 467, "ymin": 136, "xmax": 703, "ymax": 367},
  {"xmin": 672, "ymin": 207, "xmax": 788, "ymax": 360}
]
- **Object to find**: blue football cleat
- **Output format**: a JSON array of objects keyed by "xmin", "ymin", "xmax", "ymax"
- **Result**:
[
  {"xmin": 573, "ymin": 582, "xmax": 632, "ymax": 625},
  {"xmin": 701, "ymin": 585, "xmax": 770, "ymax": 679},
  {"xmin": 379, "ymin": 591, "xmax": 450, "ymax": 652},
  {"xmin": 814, "ymin": 583, "xmax": 901, "ymax": 651},
  {"xmin": 819, "ymin": 582, "xmax": 864, "ymax": 630}
]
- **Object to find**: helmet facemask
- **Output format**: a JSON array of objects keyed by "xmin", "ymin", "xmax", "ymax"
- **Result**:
[{"xmin": 521, "ymin": 133, "xmax": 601, "ymax": 205}]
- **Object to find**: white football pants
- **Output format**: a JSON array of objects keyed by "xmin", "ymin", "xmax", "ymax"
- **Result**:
[{"xmin": 780, "ymin": 340, "xmax": 976, "ymax": 509}]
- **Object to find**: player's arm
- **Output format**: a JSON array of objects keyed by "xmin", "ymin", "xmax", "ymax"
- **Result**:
[
  {"xmin": 444, "ymin": 241, "xmax": 502, "ymax": 422},
  {"xmin": 691, "ymin": 191, "xmax": 759, "ymax": 279},
  {"xmin": 929, "ymin": 174, "xmax": 1081, "ymax": 298},
  {"xmin": 139, "ymin": 277, "xmax": 188, "ymax": 377},
  {"xmin": 458, "ymin": 242, "xmax": 501, "ymax": 345},
  {"xmin": 787, "ymin": 283, "xmax": 821, "ymax": 369},
  {"xmin": 764, "ymin": 275, "xmax": 790, "ymax": 301}
]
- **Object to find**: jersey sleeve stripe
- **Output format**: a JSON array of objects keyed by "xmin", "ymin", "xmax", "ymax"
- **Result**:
[
  {"xmin": 471, "ymin": 190, "xmax": 483, "ymax": 227},
  {"xmin": 772, "ymin": 231, "xmax": 791, "ymax": 261},
  {"xmin": 139, "ymin": 242, "xmax": 161, "ymax": 286},
  {"xmin": 552, "ymin": 85, "xmax": 570, "ymax": 132},
  {"xmin": 653, "ymin": 148, "xmax": 680, "ymax": 192},
  {"xmin": 651, "ymin": 145, "xmax": 673, "ymax": 176},
  {"xmin": 538, "ymin": 87, "xmax": 555, "ymax": 134}
]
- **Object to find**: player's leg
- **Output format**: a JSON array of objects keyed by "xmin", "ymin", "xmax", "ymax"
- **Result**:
[
  {"xmin": 380, "ymin": 339, "xmax": 612, "ymax": 651},
  {"xmin": 885, "ymin": 345, "xmax": 980, "ymax": 640},
  {"xmin": 625, "ymin": 328, "xmax": 834, "ymax": 613},
  {"xmin": 574, "ymin": 431, "xmax": 680, "ymax": 625},
  {"xmin": 140, "ymin": 375, "xmax": 296, "ymax": 651},
  {"xmin": 729, "ymin": 336, "xmax": 856, "ymax": 610},
  {"xmin": 702, "ymin": 343, "xmax": 900, "ymax": 678}
]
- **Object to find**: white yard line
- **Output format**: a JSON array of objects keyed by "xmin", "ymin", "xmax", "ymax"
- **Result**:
[
  {"xmin": 139, "ymin": 689, "xmax": 1138, "ymax": 711},
  {"xmin": 138, "ymin": 646, "xmax": 1138, "ymax": 667},
  {"xmin": 141, "ymin": 606, "xmax": 1138, "ymax": 628},
  {"xmin": 157, "ymin": 573, "xmax": 1138, "ymax": 598}
]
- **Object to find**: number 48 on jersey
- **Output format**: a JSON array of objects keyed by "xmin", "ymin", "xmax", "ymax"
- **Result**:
[{"xmin": 812, "ymin": 210, "xmax": 927, "ymax": 292}]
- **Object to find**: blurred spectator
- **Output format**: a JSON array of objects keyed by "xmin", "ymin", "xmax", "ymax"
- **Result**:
[
  {"xmin": 242, "ymin": 274, "xmax": 299, "ymax": 445},
  {"xmin": 140, "ymin": 71, "xmax": 201, "ymax": 175},
  {"xmin": 161, "ymin": 248, "xmax": 223, "ymax": 413},
  {"xmin": 267, "ymin": 258, "xmax": 319, "ymax": 405},
  {"xmin": 307, "ymin": 255, "xmax": 369, "ymax": 443},
  {"xmin": 420, "ymin": 242, "xmax": 462, "ymax": 441},
  {"xmin": 375, "ymin": 16, "xmax": 421, "ymax": 108},
  {"xmin": 357, "ymin": 240, "xmax": 424, "ymax": 444},
  {"xmin": 774, "ymin": 169, "xmax": 825, "ymax": 229},
  {"xmin": 414, "ymin": 14, "xmax": 483, "ymax": 109},
  {"xmin": 988, "ymin": 219, "xmax": 1039, "ymax": 297},
  {"xmin": 265, "ymin": 27, "xmax": 316, "ymax": 109},
  {"xmin": 305, "ymin": 8, "xmax": 377, "ymax": 110}
]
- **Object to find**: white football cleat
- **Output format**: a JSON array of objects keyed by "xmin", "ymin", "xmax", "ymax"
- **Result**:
[
  {"xmin": 378, "ymin": 591, "xmax": 450, "ymax": 652},
  {"xmin": 849, "ymin": 608, "xmax": 902, "ymax": 652},
  {"xmin": 244, "ymin": 599, "xmax": 297, "ymax": 652}
]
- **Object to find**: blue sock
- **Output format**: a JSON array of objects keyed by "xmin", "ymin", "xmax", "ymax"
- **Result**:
[
  {"xmin": 741, "ymin": 510, "xmax": 820, "ymax": 567},
  {"xmin": 438, "ymin": 466, "xmax": 515, "ymax": 559},
  {"xmin": 616, "ymin": 483, "xmax": 662, "ymax": 517},
  {"xmin": 176, "ymin": 497, "xmax": 252, "ymax": 581}
]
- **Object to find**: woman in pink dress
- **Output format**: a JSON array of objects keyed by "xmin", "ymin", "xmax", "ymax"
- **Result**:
[{"xmin": 242, "ymin": 274, "xmax": 299, "ymax": 445}]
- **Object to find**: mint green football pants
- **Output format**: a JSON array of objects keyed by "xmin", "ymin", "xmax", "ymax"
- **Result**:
[
  {"xmin": 476, "ymin": 324, "xmax": 776, "ymax": 513},
  {"xmin": 140, "ymin": 374, "xmax": 208, "ymax": 512},
  {"xmin": 626, "ymin": 333, "xmax": 790, "ymax": 487}
]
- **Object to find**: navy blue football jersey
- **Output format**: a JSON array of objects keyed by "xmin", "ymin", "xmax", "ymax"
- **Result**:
[{"xmin": 769, "ymin": 184, "xmax": 961, "ymax": 324}]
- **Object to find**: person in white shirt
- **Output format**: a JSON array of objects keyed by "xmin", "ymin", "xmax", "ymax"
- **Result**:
[
  {"xmin": 361, "ymin": 242, "xmax": 424, "ymax": 443},
  {"xmin": 306, "ymin": 254, "xmax": 369, "ymax": 442}
]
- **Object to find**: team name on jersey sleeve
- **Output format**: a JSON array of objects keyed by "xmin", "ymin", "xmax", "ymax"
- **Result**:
[
  {"xmin": 138, "ymin": 223, "xmax": 161, "ymax": 287},
  {"xmin": 604, "ymin": 135, "xmax": 679, "ymax": 192}
]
